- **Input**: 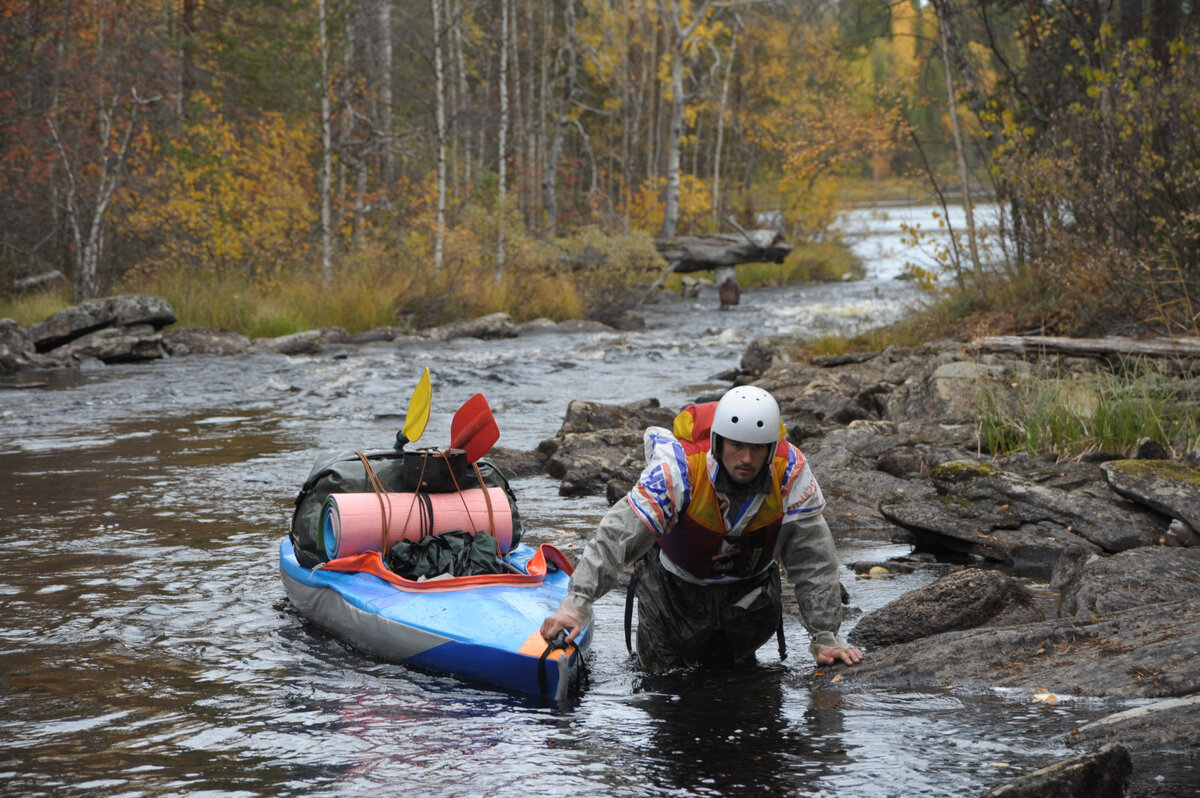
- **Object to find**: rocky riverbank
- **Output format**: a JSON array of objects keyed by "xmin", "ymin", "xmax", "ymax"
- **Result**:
[
  {"xmin": 507, "ymin": 337, "xmax": 1199, "ymax": 797},
  {"xmin": 7, "ymin": 294, "xmax": 1198, "ymax": 795}
]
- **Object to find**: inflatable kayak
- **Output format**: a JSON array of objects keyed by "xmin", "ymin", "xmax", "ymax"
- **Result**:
[{"xmin": 279, "ymin": 536, "xmax": 590, "ymax": 702}]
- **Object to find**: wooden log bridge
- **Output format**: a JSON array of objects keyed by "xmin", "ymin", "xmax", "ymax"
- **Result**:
[{"xmin": 652, "ymin": 228, "xmax": 793, "ymax": 307}]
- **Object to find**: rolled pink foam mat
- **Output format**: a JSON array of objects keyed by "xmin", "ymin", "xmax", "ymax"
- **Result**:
[{"xmin": 322, "ymin": 488, "xmax": 514, "ymax": 560}]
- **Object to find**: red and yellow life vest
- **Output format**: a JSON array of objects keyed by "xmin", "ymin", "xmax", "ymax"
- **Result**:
[{"xmin": 654, "ymin": 403, "xmax": 791, "ymax": 579}]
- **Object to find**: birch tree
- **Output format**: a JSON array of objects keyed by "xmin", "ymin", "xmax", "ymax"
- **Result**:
[{"xmin": 432, "ymin": 0, "xmax": 447, "ymax": 273}]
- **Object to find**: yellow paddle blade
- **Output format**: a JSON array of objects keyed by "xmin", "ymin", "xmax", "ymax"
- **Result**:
[{"xmin": 401, "ymin": 367, "xmax": 431, "ymax": 445}]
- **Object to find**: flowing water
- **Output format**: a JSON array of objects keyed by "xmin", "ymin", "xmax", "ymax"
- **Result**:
[{"xmin": 1, "ymin": 207, "xmax": 1193, "ymax": 796}]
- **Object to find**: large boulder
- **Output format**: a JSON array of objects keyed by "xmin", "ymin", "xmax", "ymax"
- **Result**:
[
  {"xmin": 978, "ymin": 743, "xmax": 1131, "ymax": 798},
  {"xmin": 879, "ymin": 460, "xmax": 1163, "ymax": 574},
  {"xmin": 29, "ymin": 294, "xmax": 176, "ymax": 352},
  {"xmin": 1056, "ymin": 547, "xmax": 1200, "ymax": 619},
  {"xmin": 1101, "ymin": 459, "xmax": 1200, "ymax": 547},
  {"xmin": 249, "ymin": 327, "xmax": 349, "ymax": 355},
  {"xmin": 848, "ymin": 568, "xmax": 1044, "ymax": 649},
  {"xmin": 44, "ymin": 324, "xmax": 165, "ymax": 364}
]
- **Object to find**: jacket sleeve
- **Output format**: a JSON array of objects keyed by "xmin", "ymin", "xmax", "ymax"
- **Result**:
[
  {"xmin": 556, "ymin": 500, "xmax": 658, "ymax": 629},
  {"xmin": 778, "ymin": 511, "xmax": 849, "ymax": 659}
]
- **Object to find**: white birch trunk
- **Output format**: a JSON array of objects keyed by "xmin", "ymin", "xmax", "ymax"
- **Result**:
[{"xmin": 377, "ymin": 0, "xmax": 394, "ymax": 193}]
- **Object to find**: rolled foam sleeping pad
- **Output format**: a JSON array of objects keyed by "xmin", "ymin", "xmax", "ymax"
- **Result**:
[{"xmin": 322, "ymin": 488, "xmax": 514, "ymax": 560}]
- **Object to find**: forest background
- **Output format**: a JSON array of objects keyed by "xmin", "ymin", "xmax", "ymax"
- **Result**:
[{"xmin": 2, "ymin": 0, "xmax": 1199, "ymax": 342}]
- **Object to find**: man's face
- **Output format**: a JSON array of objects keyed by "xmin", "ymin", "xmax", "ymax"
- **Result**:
[{"xmin": 718, "ymin": 439, "xmax": 772, "ymax": 484}]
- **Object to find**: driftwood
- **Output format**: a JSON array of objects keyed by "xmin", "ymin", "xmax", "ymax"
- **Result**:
[
  {"xmin": 970, "ymin": 335, "xmax": 1200, "ymax": 361},
  {"xmin": 654, "ymin": 229, "xmax": 792, "ymax": 274}
]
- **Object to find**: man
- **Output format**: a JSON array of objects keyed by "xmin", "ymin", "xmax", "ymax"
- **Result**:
[{"xmin": 540, "ymin": 385, "xmax": 863, "ymax": 671}]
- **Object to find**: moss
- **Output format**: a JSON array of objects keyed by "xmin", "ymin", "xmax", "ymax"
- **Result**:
[
  {"xmin": 931, "ymin": 460, "xmax": 1001, "ymax": 482},
  {"xmin": 1106, "ymin": 459, "xmax": 1200, "ymax": 486}
]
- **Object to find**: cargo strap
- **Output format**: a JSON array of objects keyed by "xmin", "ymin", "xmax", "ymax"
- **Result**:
[{"xmin": 538, "ymin": 630, "xmax": 569, "ymax": 703}]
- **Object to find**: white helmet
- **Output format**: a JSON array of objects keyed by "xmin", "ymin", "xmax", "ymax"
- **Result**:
[{"xmin": 710, "ymin": 386, "xmax": 781, "ymax": 448}]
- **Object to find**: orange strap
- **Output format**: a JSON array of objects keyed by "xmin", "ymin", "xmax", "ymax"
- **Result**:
[{"xmin": 319, "ymin": 543, "xmax": 575, "ymax": 593}]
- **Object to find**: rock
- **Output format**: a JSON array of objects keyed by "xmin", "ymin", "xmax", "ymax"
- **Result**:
[
  {"xmin": 978, "ymin": 742, "xmax": 1131, "ymax": 798},
  {"xmin": 879, "ymin": 460, "xmax": 1162, "ymax": 574},
  {"xmin": 483, "ymin": 446, "xmax": 547, "ymax": 479},
  {"xmin": 1067, "ymin": 694, "xmax": 1200, "ymax": 753},
  {"xmin": 29, "ymin": 294, "xmax": 177, "ymax": 352},
  {"xmin": 347, "ymin": 326, "xmax": 398, "ymax": 344},
  {"xmin": 889, "ymin": 359, "xmax": 1010, "ymax": 423},
  {"xmin": 0, "ymin": 319, "xmax": 43, "ymax": 372},
  {"xmin": 537, "ymin": 399, "xmax": 676, "ymax": 497},
  {"xmin": 1100, "ymin": 460, "xmax": 1200, "ymax": 544},
  {"xmin": 163, "ymin": 327, "xmax": 251, "ymax": 356},
  {"xmin": 1168, "ymin": 518, "xmax": 1199, "ymax": 547},
  {"xmin": 604, "ymin": 309, "xmax": 645, "ymax": 331},
  {"xmin": 875, "ymin": 445, "xmax": 930, "ymax": 478},
  {"xmin": 557, "ymin": 319, "xmax": 615, "ymax": 334},
  {"xmin": 1057, "ymin": 547, "xmax": 1200, "ymax": 619},
  {"xmin": 249, "ymin": 328, "xmax": 348, "ymax": 355},
  {"xmin": 848, "ymin": 568, "xmax": 1044, "ymax": 649},
  {"xmin": 1133, "ymin": 436, "xmax": 1170, "ymax": 460},
  {"xmin": 45, "ymin": 324, "xmax": 165, "ymax": 364},
  {"xmin": 740, "ymin": 336, "xmax": 789, "ymax": 377},
  {"xmin": 835, "ymin": 598, "xmax": 1200, "ymax": 699},
  {"xmin": 515, "ymin": 318, "xmax": 561, "ymax": 335},
  {"xmin": 424, "ymin": 312, "xmax": 519, "ymax": 341}
]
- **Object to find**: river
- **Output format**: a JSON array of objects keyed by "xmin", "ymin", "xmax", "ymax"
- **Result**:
[{"xmin": 0, "ymin": 205, "xmax": 1187, "ymax": 796}]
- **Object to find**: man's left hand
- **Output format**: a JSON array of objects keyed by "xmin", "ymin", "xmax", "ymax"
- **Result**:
[{"xmin": 816, "ymin": 646, "xmax": 863, "ymax": 666}]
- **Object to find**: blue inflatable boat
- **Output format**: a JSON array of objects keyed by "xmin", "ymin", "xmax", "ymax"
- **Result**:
[{"xmin": 279, "ymin": 537, "xmax": 590, "ymax": 702}]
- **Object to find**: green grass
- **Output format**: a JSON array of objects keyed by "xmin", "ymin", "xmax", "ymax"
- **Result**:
[{"xmin": 976, "ymin": 362, "xmax": 1200, "ymax": 459}]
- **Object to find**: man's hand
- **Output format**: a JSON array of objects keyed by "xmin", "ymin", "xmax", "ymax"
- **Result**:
[
  {"xmin": 540, "ymin": 609, "xmax": 583, "ymax": 644},
  {"xmin": 816, "ymin": 646, "xmax": 863, "ymax": 666}
]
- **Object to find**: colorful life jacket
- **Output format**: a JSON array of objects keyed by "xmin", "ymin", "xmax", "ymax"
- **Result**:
[{"xmin": 641, "ymin": 402, "xmax": 793, "ymax": 579}]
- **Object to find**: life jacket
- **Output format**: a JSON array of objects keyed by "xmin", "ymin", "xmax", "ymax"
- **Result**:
[{"xmin": 653, "ymin": 402, "xmax": 791, "ymax": 579}]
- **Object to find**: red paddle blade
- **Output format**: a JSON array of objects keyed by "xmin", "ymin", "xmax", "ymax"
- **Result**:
[{"xmin": 450, "ymin": 393, "xmax": 500, "ymax": 462}]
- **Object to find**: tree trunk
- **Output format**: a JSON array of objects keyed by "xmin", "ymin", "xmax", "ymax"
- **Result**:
[
  {"xmin": 1151, "ymin": 0, "xmax": 1183, "ymax": 67},
  {"xmin": 496, "ymin": 0, "xmax": 509, "ymax": 281},
  {"xmin": 543, "ymin": 0, "xmax": 577, "ymax": 235},
  {"xmin": 932, "ymin": 0, "xmax": 982, "ymax": 289},
  {"xmin": 711, "ymin": 24, "xmax": 736, "ymax": 229},
  {"xmin": 661, "ymin": 0, "xmax": 713, "ymax": 238},
  {"xmin": 319, "ymin": 0, "xmax": 334, "ymax": 284},
  {"xmin": 377, "ymin": 0, "xmax": 394, "ymax": 193},
  {"xmin": 1120, "ymin": 0, "xmax": 1144, "ymax": 41},
  {"xmin": 432, "ymin": 0, "xmax": 447, "ymax": 273}
]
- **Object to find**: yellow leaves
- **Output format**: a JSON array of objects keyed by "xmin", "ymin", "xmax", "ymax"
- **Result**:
[{"xmin": 122, "ymin": 94, "xmax": 314, "ymax": 280}]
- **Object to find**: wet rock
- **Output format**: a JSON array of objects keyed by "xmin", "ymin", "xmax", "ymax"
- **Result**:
[
  {"xmin": 875, "ymin": 445, "xmax": 930, "ymax": 478},
  {"xmin": 847, "ymin": 568, "xmax": 1044, "ymax": 649},
  {"xmin": 1067, "ymin": 694, "xmax": 1200, "ymax": 754},
  {"xmin": 538, "ymin": 399, "xmax": 676, "ymax": 497},
  {"xmin": 482, "ymin": 446, "xmax": 548, "ymax": 479},
  {"xmin": 424, "ymin": 312, "xmax": 519, "ymax": 341},
  {"xmin": 556, "ymin": 319, "xmax": 615, "ymax": 334},
  {"xmin": 1057, "ymin": 547, "xmax": 1200, "ymax": 619},
  {"xmin": 1100, "ymin": 460, "xmax": 1200, "ymax": 546},
  {"xmin": 879, "ymin": 460, "xmax": 1162, "ymax": 574},
  {"xmin": 978, "ymin": 742, "xmax": 1131, "ymax": 798},
  {"xmin": 163, "ymin": 327, "xmax": 251, "ymax": 356},
  {"xmin": 250, "ymin": 328, "xmax": 348, "ymax": 355},
  {"xmin": 836, "ymin": 598, "xmax": 1200, "ymax": 699},
  {"xmin": 29, "ymin": 294, "xmax": 176, "ymax": 352},
  {"xmin": 45, "ymin": 324, "xmax": 165, "ymax": 364}
]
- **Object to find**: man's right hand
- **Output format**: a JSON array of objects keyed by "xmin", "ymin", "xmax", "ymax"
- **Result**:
[{"xmin": 540, "ymin": 609, "xmax": 583, "ymax": 644}]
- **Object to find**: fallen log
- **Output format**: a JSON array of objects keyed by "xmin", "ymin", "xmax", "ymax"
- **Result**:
[
  {"xmin": 970, "ymin": 335, "xmax": 1200, "ymax": 361},
  {"xmin": 654, "ymin": 229, "xmax": 792, "ymax": 274}
]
